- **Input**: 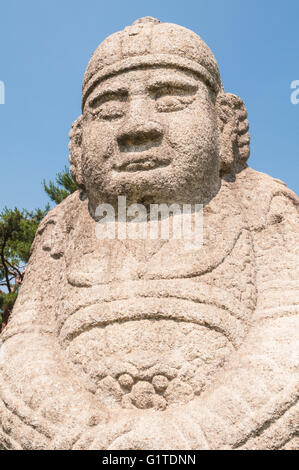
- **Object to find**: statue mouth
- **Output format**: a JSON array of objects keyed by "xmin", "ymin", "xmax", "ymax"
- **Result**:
[{"xmin": 113, "ymin": 154, "xmax": 171, "ymax": 172}]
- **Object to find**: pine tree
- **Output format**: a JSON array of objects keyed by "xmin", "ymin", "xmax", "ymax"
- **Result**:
[{"xmin": 42, "ymin": 166, "xmax": 77, "ymax": 204}]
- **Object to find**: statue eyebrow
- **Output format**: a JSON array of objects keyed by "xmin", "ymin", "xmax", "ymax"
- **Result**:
[
  {"xmin": 88, "ymin": 86, "xmax": 128, "ymax": 107},
  {"xmin": 147, "ymin": 78, "xmax": 198, "ymax": 92}
]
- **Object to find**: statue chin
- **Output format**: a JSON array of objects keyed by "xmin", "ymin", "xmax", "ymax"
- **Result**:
[
  {"xmin": 84, "ymin": 170, "xmax": 195, "ymax": 211},
  {"xmin": 65, "ymin": 318, "xmax": 234, "ymax": 411}
]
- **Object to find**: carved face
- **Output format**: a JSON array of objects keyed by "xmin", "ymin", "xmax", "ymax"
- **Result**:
[{"xmin": 81, "ymin": 66, "xmax": 221, "ymax": 209}]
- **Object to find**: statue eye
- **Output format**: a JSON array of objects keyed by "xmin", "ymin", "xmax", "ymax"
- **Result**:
[
  {"xmin": 88, "ymin": 92, "xmax": 127, "ymax": 120},
  {"xmin": 155, "ymin": 95, "xmax": 186, "ymax": 112},
  {"xmin": 151, "ymin": 84, "xmax": 197, "ymax": 113},
  {"xmin": 96, "ymin": 102, "xmax": 126, "ymax": 120}
]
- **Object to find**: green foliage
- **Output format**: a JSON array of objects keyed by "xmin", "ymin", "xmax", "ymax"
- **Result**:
[
  {"xmin": 0, "ymin": 291, "xmax": 18, "ymax": 311},
  {"xmin": 0, "ymin": 207, "xmax": 47, "ymax": 264},
  {"xmin": 42, "ymin": 166, "xmax": 77, "ymax": 204}
]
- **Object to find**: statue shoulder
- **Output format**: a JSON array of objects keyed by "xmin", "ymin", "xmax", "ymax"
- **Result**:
[
  {"xmin": 43, "ymin": 189, "xmax": 84, "ymax": 221},
  {"xmin": 235, "ymin": 167, "xmax": 299, "ymax": 230},
  {"xmin": 30, "ymin": 190, "xmax": 85, "ymax": 259}
]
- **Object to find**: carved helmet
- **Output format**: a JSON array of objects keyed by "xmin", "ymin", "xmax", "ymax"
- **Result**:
[{"xmin": 82, "ymin": 17, "xmax": 223, "ymax": 109}]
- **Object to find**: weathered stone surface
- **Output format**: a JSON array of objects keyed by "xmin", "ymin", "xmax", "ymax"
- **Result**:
[{"xmin": 0, "ymin": 17, "xmax": 298, "ymax": 450}]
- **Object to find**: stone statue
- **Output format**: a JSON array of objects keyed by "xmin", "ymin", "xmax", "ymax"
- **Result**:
[{"xmin": 0, "ymin": 17, "xmax": 298, "ymax": 450}]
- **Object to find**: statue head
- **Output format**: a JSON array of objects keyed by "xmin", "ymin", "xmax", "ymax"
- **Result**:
[{"xmin": 69, "ymin": 17, "xmax": 250, "ymax": 210}]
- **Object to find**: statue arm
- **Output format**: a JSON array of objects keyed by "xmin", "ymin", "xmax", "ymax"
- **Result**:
[
  {"xmin": 0, "ymin": 209, "xmax": 109, "ymax": 450},
  {"xmin": 184, "ymin": 194, "xmax": 299, "ymax": 450},
  {"xmin": 0, "ymin": 328, "xmax": 108, "ymax": 449}
]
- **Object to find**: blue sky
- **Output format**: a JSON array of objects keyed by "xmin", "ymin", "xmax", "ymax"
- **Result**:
[{"xmin": 0, "ymin": 0, "xmax": 298, "ymax": 211}]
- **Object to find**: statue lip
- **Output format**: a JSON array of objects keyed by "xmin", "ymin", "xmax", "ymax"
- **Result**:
[{"xmin": 113, "ymin": 154, "xmax": 171, "ymax": 172}]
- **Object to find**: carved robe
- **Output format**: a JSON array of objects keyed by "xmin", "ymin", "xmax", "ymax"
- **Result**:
[{"xmin": 0, "ymin": 167, "xmax": 298, "ymax": 450}]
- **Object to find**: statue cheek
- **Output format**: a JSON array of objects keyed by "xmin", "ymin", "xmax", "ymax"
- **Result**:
[
  {"xmin": 166, "ymin": 111, "xmax": 216, "ymax": 156},
  {"xmin": 82, "ymin": 122, "xmax": 116, "ymax": 158}
]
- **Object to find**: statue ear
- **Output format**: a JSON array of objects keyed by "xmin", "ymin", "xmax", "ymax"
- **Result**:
[
  {"xmin": 69, "ymin": 115, "xmax": 84, "ymax": 189},
  {"xmin": 216, "ymin": 93, "xmax": 250, "ymax": 174}
]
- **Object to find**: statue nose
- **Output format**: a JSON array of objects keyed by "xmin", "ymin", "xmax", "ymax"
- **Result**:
[
  {"xmin": 117, "ymin": 121, "xmax": 163, "ymax": 152},
  {"xmin": 117, "ymin": 97, "xmax": 163, "ymax": 152}
]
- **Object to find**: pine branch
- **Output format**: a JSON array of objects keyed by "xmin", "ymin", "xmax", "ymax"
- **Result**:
[{"xmin": 0, "ymin": 233, "xmax": 11, "ymax": 292}]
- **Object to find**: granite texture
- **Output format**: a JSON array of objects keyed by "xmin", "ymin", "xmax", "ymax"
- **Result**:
[{"xmin": 0, "ymin": 17, "xmax": 298, "ymax": 450}]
